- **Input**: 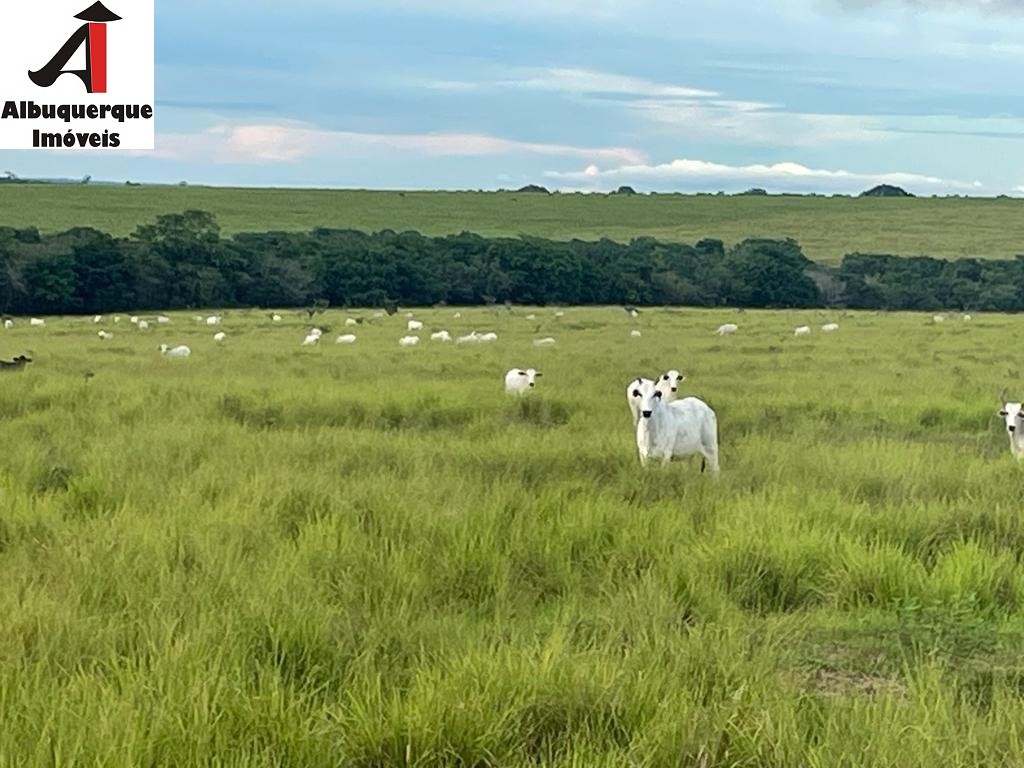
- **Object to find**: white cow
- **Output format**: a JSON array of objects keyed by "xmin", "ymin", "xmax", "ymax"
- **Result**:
[
  {"xmin": 625, "ymin": 376, "xmax": 655, "ymax": 426},
  {"xmin": 999, "ymin": 391, "xmax": 1024, "ymax": 460},
  {"xmin": 407, "ymin": 320, "xmax": 424, "ymax": 332},
  {"xmin": 213, "ymin": 332, "xmax": 227, "ymax": 342},
  {"xmin": 632, "ymin": 379, "xmax": 719, "ymax": 473},
  {"xmin": 656, "ymin": 369, "xmax": 687, "ymax": 402},
  {"xmin": 714, "ymin": 324, "xmax": 738, "ymax": 336},
  {"xmin": 335, "ymin": 334, "xmax": 357, "ymax": 344},
  {"xmin": 505, "ymin": 368, "xmax": 542, "ymax": 395},
  {"xmin": 795, "ymin": 326, "xmax": 811, "ymax": 337},
  {"xmin": 159, "ymin": 344, "xmax": 191, "ymax": 358},
  {"xmin": 431, "ymin": 331, "xmax": 452, "ymax": 342},
  {"xmin": 821, "ymin": 323, "xmax": 839, "ymax": 333},
  {"xmin": 30, "ymin": 318, "xmax": 45, "ymax": 327},
  {"xmin": 399, "ymin": 336, "xmax": 420, "ymax": 347},
  {"xmin": 533, "ymin": 337, "xmax": 556, "ymax": 347}
]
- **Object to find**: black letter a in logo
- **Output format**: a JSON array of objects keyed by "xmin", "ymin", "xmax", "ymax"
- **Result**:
[{"xmin": 29, "ymin": 2, "xmax": 121, "ymax": 94}]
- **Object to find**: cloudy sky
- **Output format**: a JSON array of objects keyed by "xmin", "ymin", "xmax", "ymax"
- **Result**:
[{"xmin": 6, "ymin": 0, "xmax": 1024, "ymax": 193}]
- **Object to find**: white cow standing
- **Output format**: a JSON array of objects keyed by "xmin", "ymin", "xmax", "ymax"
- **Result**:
[
  {"xmin": 999, "ymin": 390, "xmax": 1024, "ymax": 460},
  {"xmin": 632, "ymin": 379, "xmax": 720, "ymax": 473},
  {"xmin": 505, "ymin": 368, "xmax": 542, "ymax": 395}
]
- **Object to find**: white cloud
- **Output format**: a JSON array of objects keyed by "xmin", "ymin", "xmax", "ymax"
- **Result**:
[
  {"xmin": 546, "ymin": 157, "xmax": 985, "ymax": 194},
  {"xmin": 141, "ymin": 121, "xmax": 646, "ymax": 166},
  {"xmin": 426, "ymin": 66, "xmax": 881, "ymax": 147},
  {"xmin": 500, "ymin": 67, "xmax": 718, "ymax": 98},
  {"xmin": 630, "ymin": 98, "xmax": 884, "ymax": 146}
]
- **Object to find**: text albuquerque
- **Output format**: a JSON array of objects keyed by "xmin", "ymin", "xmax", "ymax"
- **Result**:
[{"xmin": 1, "ymin": 99, "xmax": 153, "ymax": 148}]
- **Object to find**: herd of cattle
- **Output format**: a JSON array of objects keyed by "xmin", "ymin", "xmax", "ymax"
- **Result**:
[{"xmin": 3, "ymin": 309, "xmax": 1023, "ymax": 467}]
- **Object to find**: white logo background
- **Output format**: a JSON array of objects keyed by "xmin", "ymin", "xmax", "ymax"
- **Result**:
[{"xmin": 0, "ymin": 0, "xmax": 154, "ymax": 150}]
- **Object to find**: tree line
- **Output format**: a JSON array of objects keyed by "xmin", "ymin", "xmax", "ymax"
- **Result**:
[{"xmin": 1, "ymin": 209, "xmax": 1023, "ymax": 314}]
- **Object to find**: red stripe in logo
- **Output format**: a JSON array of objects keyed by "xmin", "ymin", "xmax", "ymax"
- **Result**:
[{"xmin": 89, "ymin": 23, "xmax": 107, "ymax": 93}]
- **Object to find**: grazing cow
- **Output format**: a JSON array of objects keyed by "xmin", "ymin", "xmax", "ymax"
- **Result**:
[{"xmin": 159, "ymin": 344, "xmax": 191, "ymax": 358}]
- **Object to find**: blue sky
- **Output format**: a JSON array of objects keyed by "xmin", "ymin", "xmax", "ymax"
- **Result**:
[{"xmin": 6, "ymin": 0, "xmax": 1024, "ymax": 194}]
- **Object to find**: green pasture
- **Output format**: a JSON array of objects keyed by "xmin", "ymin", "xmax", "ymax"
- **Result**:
[
  {"xmin": 3, "ymin": 185, "xmax": 1024, "ymax": 263},
  {"xmin": 1, "ymin": 306, "xmax": 1023, "ymax": 765}
]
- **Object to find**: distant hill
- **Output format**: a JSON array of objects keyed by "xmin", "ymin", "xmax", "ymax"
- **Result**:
[
  {"xmin": 860, "ymin": 184, "xmax": 913, "ymax": 198},
  {"xmin": 515, "ymin": 184, "xmax": 550, "ymax": 194}
]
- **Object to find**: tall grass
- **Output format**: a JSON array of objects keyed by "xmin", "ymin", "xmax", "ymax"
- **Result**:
[{"xmin": 1, "ymin": 306, "xmax": 1024, "ymax": 765}]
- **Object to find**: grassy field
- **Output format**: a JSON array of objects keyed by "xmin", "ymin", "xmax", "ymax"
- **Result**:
[
  {"xmin": 2, "ymin": 306, "xmax": 1024, "ymax": 765},
  {"xmin": 3, "ymin": 184, "xmax": 1024, "ymax": 264}
]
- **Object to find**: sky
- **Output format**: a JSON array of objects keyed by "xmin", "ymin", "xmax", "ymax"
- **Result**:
[{"xmin": 4, "ymin": 0, "xmax": 1024, "ymax": 194}]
